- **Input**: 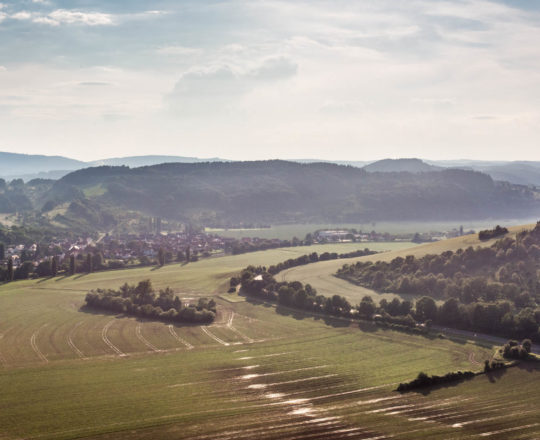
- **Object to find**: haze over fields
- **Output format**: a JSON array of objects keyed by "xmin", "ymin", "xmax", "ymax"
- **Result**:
[{"xmin": 2, "ymin": 1, "xmax": 540, "ymax": 439}]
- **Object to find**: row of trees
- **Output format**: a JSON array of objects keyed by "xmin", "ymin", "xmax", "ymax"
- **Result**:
[
  {"xmin": 336, "ymin": 223, "xmax": 540, "ymax": 327},
  {"xmin": 1, "ymin": 245, "xmax": 197, "ymax": 282},
  {"xmin": 85, "ymin": 280, "xmax": 216, "ymax": 324},
  {"xmin": 266, "ymin": 249, "xmax": 376, "ymax": 276},
  {"xmin": 479, "ymin": 225, "xmax": 509, "ymax": 241},
  {"xmin": 234, "ymin": 260, "xmax": 540, "ymax": 341},
  {"xmin": 237, "ymin": 266, "xmax": 353, "ymax": 318},
  {"xmin": 396, "ymin": 370, "xmax": 475, "ymax": 392}
]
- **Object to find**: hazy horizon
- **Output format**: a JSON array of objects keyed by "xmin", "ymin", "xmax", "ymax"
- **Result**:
[{"xmin": 1, "ymin": 0, "xmax": 540, "ymax": 161}]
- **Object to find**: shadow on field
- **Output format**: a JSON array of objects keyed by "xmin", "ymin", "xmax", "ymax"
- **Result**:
[
  {"xmin": 79, "ymin": 304, "xmax": 121, "ymax": 317},
  {"xmin": 150, "ymin": 266, "xmax": 163, "ymax": 271},
  {"xmin": 516, "ymin": 361, "xmax": 540, "ymax": 374},
  {"xmin": 486, "ymin": 367, "xmax": 508, "ymax": 383}
]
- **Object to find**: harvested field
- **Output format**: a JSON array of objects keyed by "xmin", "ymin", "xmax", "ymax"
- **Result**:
[{"xmin": 0, "ymin": 238, "xmax": 538, "ymax": 439}]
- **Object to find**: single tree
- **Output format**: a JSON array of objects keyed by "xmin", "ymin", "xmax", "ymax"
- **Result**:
[
  {"xmin": 0, "ymin": 242, "xmax": 5, "ymax": 261},
  {"xmin": 7, "ymin": 256, "xmax": 13, "ymax": 281},
  {"xmin": 69, "ymin": 255, "xmax": 76, "ymax": 275},
  {"xmin": 185, "ymin": 246, "xmax": 191, "ymax": 263},
  {"xmin": 87, "ymin": 253, "xmax": 93, "ymax": 273},
  {"xmin": 51, "ymin": 256, "xmax": 58, "ymax": 277},
  {"xmin": 158, "ymin": 248, "xmax": 165, "ymax": 266}
]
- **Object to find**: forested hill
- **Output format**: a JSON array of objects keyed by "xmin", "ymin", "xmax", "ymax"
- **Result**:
[{"xmin": 49, "ymin": 160, "xmax": 539, "ymax": 225}]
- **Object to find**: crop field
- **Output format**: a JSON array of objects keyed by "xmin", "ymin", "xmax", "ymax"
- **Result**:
[
  {"xmin": 1, "ymin": 235, "xmax": 539, "ymax": 439},
  {"xmin": 280, "ymin": 225, "xmax": 535, "ymax": 304}
]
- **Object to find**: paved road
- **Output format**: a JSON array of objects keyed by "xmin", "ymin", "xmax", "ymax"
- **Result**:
[{"xmin": 432, "ymin": 325, "xmax": 540, "ymax": 355}]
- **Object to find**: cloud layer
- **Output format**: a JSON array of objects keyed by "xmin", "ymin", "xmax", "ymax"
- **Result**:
[{"xmin": 0, "ymin": 0, "xmax": 540, "ymax": 161}]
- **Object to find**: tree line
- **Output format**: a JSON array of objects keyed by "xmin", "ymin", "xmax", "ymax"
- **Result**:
[
  {"xmin": 234, "ymin": 265, "xmax": 353, "ymax": 319},
  {"xmin": 85, "ymin": 280, "xmax": 216, "ymax": 324},
  {"xmin": 266, "ymin": 249, "xmax": 376, "ymax": 276}
]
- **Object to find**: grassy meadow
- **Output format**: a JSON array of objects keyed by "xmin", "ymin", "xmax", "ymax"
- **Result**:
[{"xmin": 1, "ymin": 234, "xmax": 539, "ymax": 439}]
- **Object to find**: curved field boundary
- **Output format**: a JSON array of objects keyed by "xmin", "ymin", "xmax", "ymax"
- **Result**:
[
  {"xmin": 201, "ymin": 326, "xmax": 230, "ymax": 346},
  {"xmin": 168, "ymin": 325, "xmax": 194, "ymax": 349},
  {"xmin": 101, "ymin": 319, "xmax": 126, "ymax": 357},
  {"xmin": 30, "ymin": 324, "xmax": 48, "ymax": 363},
  {"xmin": 136, "ymin": 324, "xmax": 161, "ymax": 352},
  {"xmin": 67, "ymin": 322, "xmax": 85, "ymax": 359}
]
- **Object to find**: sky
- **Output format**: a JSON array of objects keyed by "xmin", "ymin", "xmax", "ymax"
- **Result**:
[{"xmin": 1, "ymin": 0, "xmax": 540, "ymax": 162}]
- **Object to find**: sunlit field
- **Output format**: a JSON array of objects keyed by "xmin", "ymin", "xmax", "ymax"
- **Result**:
[{"xmin": 1, "ymin": 235, "xmax": 539, "ymax": 439}]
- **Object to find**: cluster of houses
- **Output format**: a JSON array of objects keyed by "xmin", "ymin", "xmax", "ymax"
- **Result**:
[{"xmin": 1, "ymin": 226, "xmax": 472, "ymax": 271}]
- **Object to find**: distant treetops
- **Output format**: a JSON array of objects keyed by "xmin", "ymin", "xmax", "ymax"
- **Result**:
[
  {"xmin": 478, "ymin": 225, "xmax": 509, "ymax": 241},
  {"xmin": 85, "ymin": 280, "xmax": 216, "ymax": 324},
  {"xmin": 336, "ymin": 221, "xmax": 540, "ymax": 341}
]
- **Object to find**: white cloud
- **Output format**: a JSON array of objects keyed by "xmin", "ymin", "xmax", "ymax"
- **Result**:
[
  {"xmin": 0, "ymin": 11, "xmax": 5, "ymax": 23},
  {"xmin": 0, "ymin": 65, "xmax": 6, "ymax": 71},
  {"xmin": 34, "ymin": 9, "xmax": 114, "ymax": 26},
  {"xmin": 168, "ymin": 57, "xmax": 297, "ymax": 115},
  {"xmin": 2, "ymin": 0, "xmax": 540, "ymax": 161},
  {"xmin": 11, "ymin": 11, "xmax": 33, "ymax": 20}
]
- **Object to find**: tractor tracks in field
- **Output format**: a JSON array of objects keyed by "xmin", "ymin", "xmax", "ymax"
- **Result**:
[
  {"xmin": 168, "ymin": 325, "xmax": 194, "ymax": 349},
  {"xmin": 136, "ymin": 324, "xmax": 161, "ymax": 352},
  {"xmin": 67, "ymin": 321, "xmax": 85, "ymax": 359},
  {"xmin": 226, "ymin": 312, "xmax": 254, "ymax": 343},
  {"xmin": 468, "ymin": 351, "xmax": 481, "ymax": 366},
  {"xmin": 30, "ymin": 324, "xmax": 48, "ymax": 363},
  {"xmin": 101, "ymin": 319, "xmax": 126, "ymax": 357},
  {"xmin": 201, "ymin": 326, "xmax": 230, "ymax": 346}
]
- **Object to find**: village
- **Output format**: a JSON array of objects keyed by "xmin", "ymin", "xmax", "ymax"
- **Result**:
[{"xmin": 0, "ymin": 226, "xmax": 469, "ymax": 277}]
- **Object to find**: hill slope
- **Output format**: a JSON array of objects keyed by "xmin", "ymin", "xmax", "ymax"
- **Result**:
[{"xmin": 49, "ymin": 160, "xmax": 539, "ymax": 225}]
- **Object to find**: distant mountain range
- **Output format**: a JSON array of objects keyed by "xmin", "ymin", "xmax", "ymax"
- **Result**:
[
  {"xmin": 0, "ymin": 152, "xmax": 228, "ymax": 181},
  {"xmin": 2, "ymin": 151, "xmax": 540, "ymax": 187}
]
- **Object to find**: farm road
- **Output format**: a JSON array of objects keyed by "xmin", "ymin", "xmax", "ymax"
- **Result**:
[{"xmin": 432, "ymin": 326, "xmax": 540, "ymax": 354}]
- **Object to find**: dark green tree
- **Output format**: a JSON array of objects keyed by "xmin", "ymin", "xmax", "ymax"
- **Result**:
[
  {"xmin": 415, "ymin": 296, "xmax": 437, "ymax": 322},
  {"xmin": 7, "ymin": 256, "xmax": 13, "ymax": 281},
  {"xmin": 185, "ymin": 246, "xmax": 191, "ymax": 263},
  {"xmin": 93, "ymin": 253, "xmax": 103, "ymax": 270},
  {"xmin": 86, "ymin": 253, "xmax": 93, "ymax": 273},
  {"xmin": 358, "ymin": 295, "xmax": 376, "ymax": 318},
  {"xmin": 158, "ymin": 248, "xmax": 165, "ymax": 266},
  {"xmin": 51, "ymin": 256, "xmax": 58, "ymax": 277},
  {"xmin": 0, "ymin": 242, "xmax": 4, "ymax": 260},
  {"xmin": 69, "ymin": 255, "xmax": 76, "ymax": 275}
]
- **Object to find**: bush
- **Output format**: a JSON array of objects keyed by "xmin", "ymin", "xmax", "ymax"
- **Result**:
[{"xmin": 84, "ymin": 280, "xmax": 215, "ymax": 324}]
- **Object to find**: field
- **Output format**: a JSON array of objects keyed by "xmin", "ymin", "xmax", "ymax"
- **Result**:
[
  {"xmin": 206, "ymin": 218, "xmax": 538, "ymax": 240},
  {"xmin": 280, "ymin": 224, "xmax": 536, "ymax": 304},
  {"xmin": 1, "ymin": 236, "xmax": 539, "ymax": 439}
]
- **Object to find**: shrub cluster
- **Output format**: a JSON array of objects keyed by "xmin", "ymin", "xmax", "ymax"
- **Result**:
[
  {"xmin": 85, "ymin": 280, "xmax": 216, "ymax": 324},
  {"xmin": 503, "ymin": 339, "xmax": 533, "ymax": 359},
  {"xmin": 238, "ymin": 265, "xmax": 352, "ymax": 318},
  {"xmin": 484, "ymin": 360, "xmax": 506, "ymax": 372},
  {"xmin": 479, "ymin": 225, "xmax": 509, "ymax": 241},
  {"xmin": 396, "ymin": 370, "xmax": 475, "ymax": 392}
]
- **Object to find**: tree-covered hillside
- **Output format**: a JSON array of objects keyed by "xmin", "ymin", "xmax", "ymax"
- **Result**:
[{"xmin": 52, "ymin": 160, "xmax": 538, "ymax": 225}]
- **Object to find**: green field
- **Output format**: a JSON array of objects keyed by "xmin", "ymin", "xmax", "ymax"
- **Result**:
[
  {"xmin": 1, "ymin": 236, "xmax": 539, "ymax": 439},
  {"xmin": 206, "ymin": 218, "xmax": 538, "ymax": 240}
]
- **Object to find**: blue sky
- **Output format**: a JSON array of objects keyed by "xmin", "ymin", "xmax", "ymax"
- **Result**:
[{"xmin": 1, "ymin": 0, "xmax": 540, "ymax": 161}]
